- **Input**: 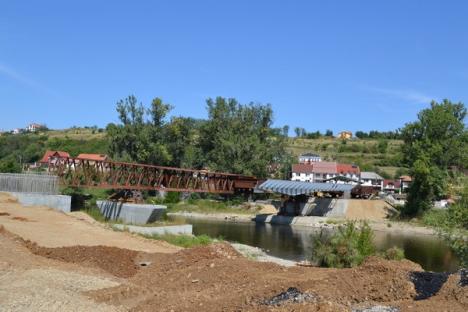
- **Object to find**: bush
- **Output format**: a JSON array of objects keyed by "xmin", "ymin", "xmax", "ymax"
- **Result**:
[
  {"xmin": 382, "ymin": 247, "xmax": 405, "ymax": 261},
  {"xmin": 164, "ymin": 191, "xmax": 181, "ymax": 204},
  {"xmin": 311, "ymin": 221, "xmax": 375, "ymax": 268}
]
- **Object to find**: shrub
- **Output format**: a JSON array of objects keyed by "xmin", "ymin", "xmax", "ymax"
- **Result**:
[
  {"xmin": 311, "ymin": 221, "xmax": 375, "ymax": 268},
  {"xmin": 383, "ymin": 247, "xmax": 405, "ymax": 261},
  {"xmin": 164, "ymin": 191, "xmax": 181, "ymax": 204}
]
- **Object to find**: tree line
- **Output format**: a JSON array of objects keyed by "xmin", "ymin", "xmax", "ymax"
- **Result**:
[
  {"xmin": 290, "ymin": 128, "xmax": 401, "ymax": 140},
  {"xmin": 106, "ymin": 96, "xmax": 289, "ymax": 179}
]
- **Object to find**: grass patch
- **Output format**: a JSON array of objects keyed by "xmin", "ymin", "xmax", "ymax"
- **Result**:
[
  {"xmin": 145, "ymin": 233, "xmax": 222, "ymax": 248},
  {"xmin": 169, "ymin": 199, "xmax": 258, "ymax": 215},
  {"xmin": 382, "ymin": 246, "xmax": 405, "ymax": 261},
  {"xmin": 421, "ymin": 209, "xmax": 448, "ymax": 228}
]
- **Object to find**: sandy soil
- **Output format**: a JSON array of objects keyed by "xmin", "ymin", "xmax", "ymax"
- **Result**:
[
  {"xmin": 0, "ymin": 193, "xmax": 179, "ymax": 253},
  {"xmin": 345, "ymin": 199, "xmax": 391, "ymax": 221},
  {"xmin": 0, "ymin": 227, "xmax": 123, "ymax": 311},
  {"xmin": 0, "ymin": 193, "xmax": 465, "ymax": 311}
]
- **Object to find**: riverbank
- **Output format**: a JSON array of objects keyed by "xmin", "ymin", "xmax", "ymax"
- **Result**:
[
  {"xmin": 168, "ymin": 211, "xmax": 255, "ymax": 223},
  {"xmin": 169, "ymin": 211, "xmax": 436, "ymax": 236},
  {"xmin": 1, "ymin": 194, "xmax": 465, "ymax": 311}
]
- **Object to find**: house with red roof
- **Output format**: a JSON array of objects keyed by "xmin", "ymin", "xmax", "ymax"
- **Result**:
[
  {"xmin": 39, "ymin": 150, "xmax": 70, "ymax": 164},
  {"xmin": 383, "ymin": 179, "xmax": 402, "ymax": 193},
  {"xmin": 291, "ymin": 161, "xmax": 360, "ymax": 184},
  {"xmin": 77, "ymin": 153, "xmax": 109, "ymax": 162}
]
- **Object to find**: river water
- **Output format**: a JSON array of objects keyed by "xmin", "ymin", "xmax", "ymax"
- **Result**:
[{"xmin": 180, "ymin": 218, "xmax": 459, "ymax": 272}]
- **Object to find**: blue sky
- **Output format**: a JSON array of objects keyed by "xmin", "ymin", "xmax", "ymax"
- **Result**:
[{"xmin": 1, "ymin": 0, "xmax": 467, "ymax": 133}]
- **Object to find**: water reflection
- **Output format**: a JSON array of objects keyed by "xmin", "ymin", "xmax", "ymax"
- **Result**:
[{"xmin": 181, "ymin": 218, "xmax": 459, "ymax": 272}]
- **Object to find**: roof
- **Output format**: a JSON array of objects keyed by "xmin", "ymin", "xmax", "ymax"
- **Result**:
[
  {"xmin": 323, "ymin": 176, "xmax": 359, "ymax": 183},
  {"xmin": 399, "ymin": 175, "xmax": 412, "ymax": 182},
  {"xmin": 39, "ymin": 150, "xmax": 70, "ymax": 163},
  {"xmin": 336, "ymin": 163, "xmax": 360, "ymax": 175},
  {"xmin": 291, "ymin": 163, "xmax": 314, "ymax": 174},
  {"xmin": 257, "ymin": 179, "xmax": 355, "ymax": 196},
  {"xmin": 383, "ymin": 179, "xmax": 401, "ymax": 188},
  {"xmin": 300, "ymin": 152, "xmax": 320, "ymax": 158},
  {"xmin": 77, "ymin": 153, "xmax": 109, "ymax": 161},
  {"xmin": 311, "ymin": 161, "xmax": 337, "ymax": 174},
  {"xmin": 361, "ymin": 171, "xmax": 384, "ymax": 180}
]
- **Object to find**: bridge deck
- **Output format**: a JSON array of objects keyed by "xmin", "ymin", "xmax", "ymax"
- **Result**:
[{"xmin": 48, "ymin": 157, "xmax": 258, "ymax": 194}]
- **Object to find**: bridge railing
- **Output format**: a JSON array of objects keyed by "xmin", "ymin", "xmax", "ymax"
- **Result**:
[{"xmin": 48, "ymin": 157, "xmax": 257, "ymax": 194}]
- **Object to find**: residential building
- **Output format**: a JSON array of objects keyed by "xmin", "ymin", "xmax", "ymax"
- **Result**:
[
  {"xmin": 291, "ymin": 163, "xmax": 315, "ymax": 182},
  {"xmin": 291, "ymin": 161, "xmax": 360, "ymax": 184},
  {"xmin": 12, "ymin": 128, "xmax": 22, "ymax": 135},
  {"xmin": 360, "ymin": 171, "xmax": 384, "ymax": 191},
  {"xmin": 77, "ymin": 153, "xmax": 109, "ymax": 162},
  {"xmin": 383, "ymin": 179, "xmax": 401, "ymax": 193},
  {"xmin": 336, "ymin": 163, "xmax": 360, "ymax": 181},
  {"xmin": 27, "ymin": 123, "xmax": 45, "ymax": 132},
  {"xmin": 399, "ymin": 175, "xmax": 412, "ymax": 191},
  {"xmin": 338, "ymin": 131, "xmax": 352, "ymax": 140},
  {"xmin": 39, "ymin": 150, "xmax": 71, "ymax": 165},
  {"xmin": 298, "ymin": 152, "xmax": 321, "ymax": 164}
]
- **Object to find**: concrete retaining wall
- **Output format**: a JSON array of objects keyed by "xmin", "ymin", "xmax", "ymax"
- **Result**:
[
  {"xmin": 0, "ymin": 173, "xmax": 59, "ymax": 194},
  {"xmin": 97, "ymin": 200, "xmax": 166, "ymax": 225},
  {"xmin": 113, "ymin": 224, "xmax": 193, "ymax": 236},
  {"xmin": 255, "ymin": 214, "xmax": 329, "ymax": 227},
  {"xmin": 7, "ymin": 192, "xmax": 71, "ymax": 213}
]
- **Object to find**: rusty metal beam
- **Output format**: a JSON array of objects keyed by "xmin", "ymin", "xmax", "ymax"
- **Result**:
[{"xmin": 48, "ymin": 157, "xmax": 258, "ymax": 194}]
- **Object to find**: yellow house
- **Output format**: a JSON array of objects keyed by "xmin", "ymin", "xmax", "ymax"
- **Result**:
[{"xmin": 338, "ymin": 131, "xmax": 352, "ymax": 140}]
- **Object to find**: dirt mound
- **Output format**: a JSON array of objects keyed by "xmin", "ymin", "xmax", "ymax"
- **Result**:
[
  {"xmin": 88, "ymin": 246, "xmax": 450, "ymax": 311},
  {"xmin": 0, "ymin": 211, "xmax": 11, "ymax": 216},
  {"xmin": 299, "ymin": 257, "xmax": 422, "ymax": 305},
  {"xmin": 26, "ymin": 242, "xmax": 140, "ymax": 278}
]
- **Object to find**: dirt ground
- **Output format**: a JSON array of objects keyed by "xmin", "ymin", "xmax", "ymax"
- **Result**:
[
  {"xmin": 0, "ymin": 194, "xmax": 466, "ymax": 311},
  {"xmin": 345, "ymin": 199, "xmax": 392, "ymax": 221},
  {"xmin": 0, "ymin": 193, "xmax": 179, "ymax": 253}
]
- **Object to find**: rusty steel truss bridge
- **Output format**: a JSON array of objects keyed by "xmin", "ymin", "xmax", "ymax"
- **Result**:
[{"xmin": 48, "ymin": 157, "xmax": 258, "ymax": 194}]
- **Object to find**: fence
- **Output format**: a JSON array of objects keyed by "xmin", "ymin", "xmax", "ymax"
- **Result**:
[{"xmin": 0, "ymin": 173, "xmax": 59, "ymax": 194}]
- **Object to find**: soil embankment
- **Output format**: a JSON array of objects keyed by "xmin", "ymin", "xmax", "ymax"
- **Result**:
[{"xmin": 0, "ymin": 194, "xmax": 465, "ymax": 311}]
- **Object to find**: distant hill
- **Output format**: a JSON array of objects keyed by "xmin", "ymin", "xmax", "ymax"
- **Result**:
[
  {"xmin": 0, "ymin": 127, "xmax": 407, "ymax": 178},
  {"xmin": 286, "ymin": 137, "xmax": 405, "ymax": 178}
]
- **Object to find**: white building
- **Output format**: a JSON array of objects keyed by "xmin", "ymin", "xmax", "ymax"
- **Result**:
[
  {"xmin": 27, "ymin": 123, "xmax": 45, "ymax": 132},
  {"xmin": 360, "ymin": 171, "xmax": 384, "ymax": 191},
  {"xmin": 291, "ymin": 164, "xmax": 314, "ymax": 182},
  {"xmin": 291, "ymin": 162, "xmax": 360, "ymax": 184},
  {"xmin": 298, "ymin": 152, "xmax": 321, "ymax": 164}
]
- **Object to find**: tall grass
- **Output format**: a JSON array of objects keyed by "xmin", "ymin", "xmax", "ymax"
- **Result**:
[
  {"xmin": 145, "ymin": 233, "xmax": 221, "ymax": 248},
  {"xmin": 311, "ymin": 221, "xmax": 375, "ymax": 268}
]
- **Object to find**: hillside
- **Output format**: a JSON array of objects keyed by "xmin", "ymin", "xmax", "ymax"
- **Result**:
[
  {"xmin": 286, "ymin": 137, "xmax": 405, "ymax": 178},
  {"xmin": 1, "ymin": 128, "xmax": 406, "ymax": 178}
]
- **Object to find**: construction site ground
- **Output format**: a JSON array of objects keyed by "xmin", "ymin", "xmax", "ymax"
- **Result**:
[{"xmin": 0, "ymin": 193, "xmax": 466, "ymax": 312}]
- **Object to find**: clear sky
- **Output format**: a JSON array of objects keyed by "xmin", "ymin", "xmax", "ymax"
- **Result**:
[{"xmin": 1, "ymin": 0, "xmax": 467, "ymax": 133}]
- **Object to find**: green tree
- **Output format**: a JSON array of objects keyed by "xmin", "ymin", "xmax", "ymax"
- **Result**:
[
  {"xmin": 0, "ymin": 155, "xmax": 21, "ymax": 173},
  {"xmin": 165, "ymin": 117, "xmax": 203, "ymax": 168},
  {"xmin": 377, "ymin": 139, "xmax": 388, "ymax": 154},
  {"xmin": 199, "ymin": 97, "xmax": 286, "ymax": 178},
  {"xmin": 107, "ymin": 95, "xmax": 172, "ymax": 165},
  {"xmin": 294, "ymin": 127, "xmax": 301, "ymax": 137},
  {"xmin": 282, "ymin": 125, "xmax": 289, "ymax": 137},
  {"xmin": 401, "ymin": 100, "xmax": 467, "ymax": 216}
]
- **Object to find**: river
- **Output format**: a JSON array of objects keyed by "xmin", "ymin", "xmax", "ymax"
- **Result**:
[{"xmin": 178, "ymin": 218, "xmax": 459, "ymax": 272}]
